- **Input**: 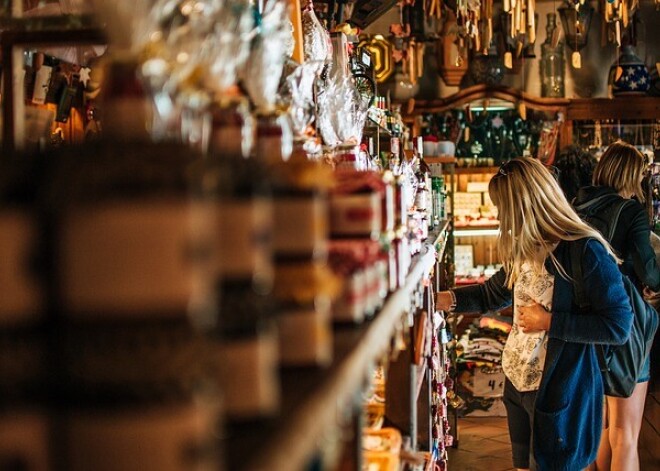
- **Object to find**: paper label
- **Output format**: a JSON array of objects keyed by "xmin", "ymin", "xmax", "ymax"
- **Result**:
[
  {"xmin": 218, "ymin": 199, "xmax": 272, "ymax": 278},
  {"xmin": 330, "ymin": 193, "xmax": 382, "ymax": 236},
  {"xmin": 273, "ymin": 196, "xmax": 327, "ymax": 256},
  {"xmin": 31, "ymin": 65, "xmax": 52, "ymax": 105},
  {"xmin": 60, "ymin": 201, "xmax": 209, "ymax": 316}
]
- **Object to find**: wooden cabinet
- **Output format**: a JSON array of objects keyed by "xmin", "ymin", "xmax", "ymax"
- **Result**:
[{"xmin": 404, "ymin": 84, "xmax": 660, "ymax": 154}]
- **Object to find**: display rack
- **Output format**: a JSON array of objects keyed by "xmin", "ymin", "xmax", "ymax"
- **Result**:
[
  {"xmin": 405, "ymin": 84, "xmax": 660, "ymax": 152},
  {"xmin": 226, "ymin": 221, "xmax": 451, "ymax": 471}
]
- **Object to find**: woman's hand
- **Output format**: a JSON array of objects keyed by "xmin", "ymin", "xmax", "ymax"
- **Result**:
[
  {"xmin": 643, "ymin": 286, "xmax": 659, "ymax": 299},
  {"xmin": 518, "ymin": 303, "xmax": 552, "ymax": 333},
  {"xmin": 436, "ymin": 291, "xmax": 455, "ymax": 312}
]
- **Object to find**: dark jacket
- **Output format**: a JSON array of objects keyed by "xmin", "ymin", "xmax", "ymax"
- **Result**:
[
  {"xmin": 452, "ymin": 238, "xmax": 634, "ymax": 471},
  {"xmin": 574, "ymin": 186, "xmax": 660, "ymax": 291}
]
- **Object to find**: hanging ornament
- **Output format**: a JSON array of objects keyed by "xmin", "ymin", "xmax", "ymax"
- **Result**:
[
  {"xmin": 572, "ymin": 51, "xmax": 582, "ymax": 68},
  {"xmin": 504, "ymin": 51, "xmax": 513, "ymax": 69}
]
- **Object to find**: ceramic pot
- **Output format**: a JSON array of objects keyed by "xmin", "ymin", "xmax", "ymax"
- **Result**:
[
  {"xmin": 468, "ymin": 50, "xmax": 504, "ymax": 86},
  {"xmin": 610, "ymin": 45, "xmax": 651, "ymax": 96},
  {"xmin": 436, "ymin": 141, "xmax": 456, "ymax": 157}
]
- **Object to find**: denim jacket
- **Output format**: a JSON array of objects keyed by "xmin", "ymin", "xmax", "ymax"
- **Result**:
[{"xmin": 452, "ymin": 238, "xmax": 634, "ymax": 470}]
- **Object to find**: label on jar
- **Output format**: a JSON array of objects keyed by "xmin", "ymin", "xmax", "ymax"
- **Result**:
[
  {"xmin": 330, "ymin": 193, "xmax": 382, "ymax": 237},
  {"xmin": 65, "ymin": 402, "xmax": 219, "ymax": 471},
  {"xmin": 0, "ymin": 211, "xmax": 42, "ymax": 324},
  {"xmin": 218, "ymin": 199, "xmax": 273, "ymax": 279},
  {"xmin": 0, "ymin": 411, "xmax": 49, "ymax": 471},
  {"xmin": 332, "ymin": 270, "xmax": 366, "ymax": 323},
  {"xmin": 215, "ymin": 330, "xmax": 279, "ymax": 419},
  {"xmin": 59, "ymin": 201, "xmax": 204, "ymax": 317},
  {"xmin": 273, "ymin": 196, "xmax": 327, "ymax": 256},
  {"xmin": 277, "ymin": 303, "xmax": 332, "ymax": 367},
  {"xmin": 210, "ymin": 124, "xmax": 244, "ymax": 157}
]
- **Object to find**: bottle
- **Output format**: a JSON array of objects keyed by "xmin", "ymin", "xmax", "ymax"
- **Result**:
[
  {"xmin": 540, "ymin": 13, "xmax": 565, "ymax": 98},
  {"xmin": 433, "ymin": 176, "xmax": 448, "ymax": 223}
]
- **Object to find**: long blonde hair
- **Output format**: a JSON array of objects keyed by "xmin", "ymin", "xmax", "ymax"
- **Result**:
[
  {"xmin": 592, "ymin": 140, "xmax": 647, "ymax": 202},
  {"xmin": 489, "ymin": 157, "xmax": 616, "ymax": 288}
]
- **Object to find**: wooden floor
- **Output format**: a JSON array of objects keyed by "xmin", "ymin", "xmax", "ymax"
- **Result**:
[{"xmin": 447, "ymin": 416, "xmax": 659, "ymax": 470}]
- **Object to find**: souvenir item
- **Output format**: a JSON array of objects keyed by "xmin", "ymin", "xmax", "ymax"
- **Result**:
[{"xmin": 610, "ymin": 45, "xmax": 651, "ymax": 95}]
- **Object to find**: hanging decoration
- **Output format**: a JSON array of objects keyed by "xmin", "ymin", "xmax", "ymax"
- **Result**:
[
  {"xmin": 500, "ymin": 0, "xmax": 537, "ymax": 67},
  {"xmin": 452, "ymin": 0, "xmax": 537, "ymax": 67},
  {"xmin": 600, "ymin": 0, "xmax": 639, "ymax": 47},
  {"xmin": 358, "ymin": 35, "xmax": 395, "ymax": 83},
  {"xmin": 437, "ymin": 10, "xmax": 468, "ymax": 85},
  {"xmin": 557, "ymin": 0, "xmax": 594, "ymax": 69}
]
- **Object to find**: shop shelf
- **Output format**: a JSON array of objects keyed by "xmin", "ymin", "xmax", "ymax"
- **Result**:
[{"xmin": 226, "ymin": 221, "xmax": 450, "ymax": 471}]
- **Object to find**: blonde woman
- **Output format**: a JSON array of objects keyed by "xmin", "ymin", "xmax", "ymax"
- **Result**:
[
  {"xmin": 436, "ymin": 157, "xmax": 634, "ymax": 471},
  {"xmin": 573, "ymin": 141, "xmax": 659, "ymax": 471}
]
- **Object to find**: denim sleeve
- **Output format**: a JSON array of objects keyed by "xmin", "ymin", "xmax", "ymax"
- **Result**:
[
  {"xmin": 549, "ymin": 239, "xmax": 633, "ymax": 345},
  {"xmin": 628, "ymin": 203, "xmax": 660, "ymax": 291},
  {"xmin": 452, "ymin": 267, "xmax": 512, "ymax": 314}
]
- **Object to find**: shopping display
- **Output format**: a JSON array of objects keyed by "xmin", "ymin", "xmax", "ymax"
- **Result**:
[{"xmin": 1, "ymin": 0, "xmax": 659, "ymax": 470}]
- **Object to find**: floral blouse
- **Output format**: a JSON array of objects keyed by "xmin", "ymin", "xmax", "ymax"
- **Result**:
[{"xmin": 502, "ymin": 262, "xmax": 554, "ymax": 392}]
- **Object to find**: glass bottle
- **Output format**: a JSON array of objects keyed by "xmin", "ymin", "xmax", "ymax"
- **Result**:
[{"xmin": 540, "ymin": 13, "xmax": 565, "ymax": 98}]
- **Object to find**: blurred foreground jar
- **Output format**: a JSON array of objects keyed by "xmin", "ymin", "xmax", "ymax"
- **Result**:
[
  {"xmin": 269, "ymin": 152, "xmax": 337, "ymax": 367},
  {"xmin": 41, "ymin": 57, "xmax": 222, "ymax": 471},
  {"xmin": 0, "ymin": 156, "xmax": 49, "ymax": 471},
  {"xmin": 202, "ymin": 103, "xmax": 280, "ymax": 420}
]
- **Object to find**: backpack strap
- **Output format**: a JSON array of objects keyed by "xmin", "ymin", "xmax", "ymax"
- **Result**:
[
  {"xmin": 574, "ymin": 196, "xmax": 634, "ymax": 242},
  {"xmin": 569, "ymin": 238, "xmax": 589, "ymax": 310},
  {"xmin": 569, "ymin": 238, "xmax": 610, "ymax": 372}
]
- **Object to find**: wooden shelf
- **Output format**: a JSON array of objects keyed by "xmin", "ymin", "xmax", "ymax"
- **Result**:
[
  {"xmin": 567, "ymin": 96, "xmax": 660, "ymax": 121},
  {"xmin": 226, "ymin": 222, "xmax": 451, "ymax": 471},
  {"xmin": 454, "ymin": 225, "xmax": 500, "ymax": 237},
  {"xmin": 404, "ymin": 86, "xmax": 660, "ymax": 154},
  {"xmin": 364, "ymin": 123, "xmax": 392, "ymax": 136},
  {"xmin": 455, "ymin": 166, "xmax": 498, "ymax": 175},
  {"xmin": 426, "ymin": 156, "xmax": 457, "ymax": 165},
  {"xmin": 409, "ymin": 84, "xmax": 569, "ymax": 115}
]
